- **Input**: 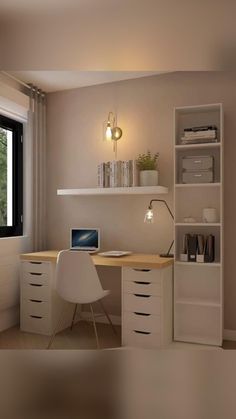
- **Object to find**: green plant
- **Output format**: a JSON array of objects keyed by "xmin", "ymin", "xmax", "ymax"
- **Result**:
[{"xmin": 136, "ymin": 150, "xmax": 159, "ymax": 171}]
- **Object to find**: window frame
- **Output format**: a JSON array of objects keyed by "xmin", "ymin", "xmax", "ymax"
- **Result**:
[{"xmin": 0, "ymin": 114, "xmax": 23, "ymax": 238}]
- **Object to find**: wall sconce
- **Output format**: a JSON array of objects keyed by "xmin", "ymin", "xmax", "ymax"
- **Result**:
[{"xmin": 103, "ymin": 112, "xmax": 122, "ymax": 158}]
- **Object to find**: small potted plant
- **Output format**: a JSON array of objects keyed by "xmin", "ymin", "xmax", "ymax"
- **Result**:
[{"xmin": 136, "ymin": 151, "xmax": 159, "ymax": 186}]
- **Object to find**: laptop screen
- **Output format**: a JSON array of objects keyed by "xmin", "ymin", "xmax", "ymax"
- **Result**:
[{"xmin": 71, "ymin": 229, "xmax": 99, "ymax": 249}]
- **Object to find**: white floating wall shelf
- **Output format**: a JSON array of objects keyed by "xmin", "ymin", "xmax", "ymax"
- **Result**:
[{"xmin": 57, "ymin": 186, "xmax": 169, "ymax": 196}]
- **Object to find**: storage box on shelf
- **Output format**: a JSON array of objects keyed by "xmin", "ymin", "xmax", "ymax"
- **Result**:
[
  {"xmin": 174, "ymin": 103, "xmax": 223, "ymax": 346},
  {"xmin": 176, "ymin": 147, "xmax": 221, "ymax": 185}
]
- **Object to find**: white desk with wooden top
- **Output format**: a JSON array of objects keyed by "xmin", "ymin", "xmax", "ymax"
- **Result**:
[{"xmin": 20, "ymin": 251, "xmax": 173, "ymax": 348}]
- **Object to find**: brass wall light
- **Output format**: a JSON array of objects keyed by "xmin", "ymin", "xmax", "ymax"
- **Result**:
[{"xmin": 104, "ymin": 112, "xmax": 122, "ymax": 158}]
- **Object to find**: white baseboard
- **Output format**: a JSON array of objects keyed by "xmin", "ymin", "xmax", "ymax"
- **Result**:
[
  {"xmin": 223, "ymin": 329, "xmax": 236, "ymax": 341},
  {"xmin": 82, "ymin": 312, "xmax": 121, "ymax": 326}
]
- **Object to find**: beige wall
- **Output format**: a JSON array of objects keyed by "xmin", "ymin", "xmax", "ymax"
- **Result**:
[{"xmin": 46, "ymin": 71, "xmax": 236, "ymax": 329}]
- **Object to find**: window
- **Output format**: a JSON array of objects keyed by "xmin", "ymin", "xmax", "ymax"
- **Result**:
[{"xmin": 0, "ymin": 115, "xmax": 23, "ymax": 237}]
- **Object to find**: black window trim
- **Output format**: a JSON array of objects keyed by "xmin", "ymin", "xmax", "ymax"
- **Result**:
[{"xmin": 0, "ymin": 114, "xmax": 23, "ymax": 238}]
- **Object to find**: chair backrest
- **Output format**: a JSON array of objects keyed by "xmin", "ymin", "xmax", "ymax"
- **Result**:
[{"xmin": 56, "ymin": 250, "xmax": 104, "ymax": 304}]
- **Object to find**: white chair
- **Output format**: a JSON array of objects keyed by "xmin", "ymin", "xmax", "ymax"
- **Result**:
[{"xmin": 47, "ymin": 250, "xmax": 116, "ymax": 349}]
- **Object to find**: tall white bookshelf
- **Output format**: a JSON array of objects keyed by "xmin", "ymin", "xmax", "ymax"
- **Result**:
[{"xmin": 174, "ymin": 104, "xmax": 224, "ymax": 346}]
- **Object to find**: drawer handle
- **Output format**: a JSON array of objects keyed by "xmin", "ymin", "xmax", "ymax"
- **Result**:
[
  {"xmin": 30, "ymin": 315, "xmax": 42, "ymax": 319},
  {"xmin": 133, "ymin": 330, "xmax": 151, "ymax": 335},
  {"xmin": 134, "ymin": 281, "xmax": 151, "ymax": 285},
  {"xmin": 194, "ymin": 160, "xmax": 202, "ymax": 163},
  {"xmin": 133, "ymin": 269, "xmax": 151, "ymax": 272},
  {"xmin": 134, "ymin": 293, "xmax": 151, "ymax": 298},
  {"xmin": 194, "ymin": 174, "xmax": 202, "ymax": 177},
  {"xmin": 29, "ymin": 262, "xmax": 42, "ymax": 265},
  {"xmin": 29, "ymin": 283, "xmax": 43, "ymax": 287},
  {"xmin": 30, "ymin": 299, "xmax": 43, "ymax": 303},
  {"xmin": 30, "ymin": 272, "xmax": 42, "ymax": 276},
  {"xmin": 134, "ymin": 312, "xmax": 151, "ymax": 317}
]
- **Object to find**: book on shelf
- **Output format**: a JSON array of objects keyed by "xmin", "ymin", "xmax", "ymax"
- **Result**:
[
  {"xmin": 97, "ymin": 160, "xmax": 138, "ymax": 188},
  {"xmin": 110, "ymin": 160, "xmax": 122, "ymax": 187},
  {"xmin": 184, "ymin": 125, "xmax": 217, "ymax": 132},
  {"xmin": 181, "ymin": 125, "xmax": 218, "ymax": 145},
  {"xmin": 184, "ymin": 131, "xmax": 216, "ymax": 138},
  {"xmin": 123, "ymin": 160, "xmax": 130, "ymax": 187},
  {"xmin": 104, "ymin": 162, "xmax": 110, "ymax": 188},
  {"xmin": 180, "ymin": 137, "xmax": 218, "ymax": 144},
  {"xmin": 97, "ymin": 163, "xmax": 105, "ymax": 187}
]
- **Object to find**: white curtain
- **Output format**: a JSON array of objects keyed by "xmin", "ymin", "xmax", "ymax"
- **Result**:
[{"xmin": 29, "ymin": 86, "xmax": 46, "ymax": 251}]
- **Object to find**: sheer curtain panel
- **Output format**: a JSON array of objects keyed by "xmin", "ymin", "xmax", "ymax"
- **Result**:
[{"xmin": 29, "ymin": 86, "xmax": 46, "ymax": 251}]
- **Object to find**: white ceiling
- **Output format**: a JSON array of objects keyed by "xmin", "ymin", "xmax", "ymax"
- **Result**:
[{"xmin": 9, "ymin": 71, "xmax": 166, "ymax": 93}]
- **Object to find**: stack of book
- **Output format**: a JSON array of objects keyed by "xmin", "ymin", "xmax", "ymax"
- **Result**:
[
  {"xmin": 97, "ymin": 160, "xmax": 137, "ymax": 188},
  {"xmin": 181, "ymin": 125, "xmax": 218, "ymax": 145}
]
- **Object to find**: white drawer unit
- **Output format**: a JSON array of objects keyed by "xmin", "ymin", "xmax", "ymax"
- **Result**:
[
  {"xmin": 123, "ymin": 329, "xmax": 161, "ymax": 349},
  {"xmin": 21, "ymin": 281, "xmax": 51, "ymax": 301},
  {"xmin": 20, "ymin": 260, "xmax": 75, "ymax": 336},
  {"xmin": 21, "ymin": 314, "xmax": 51, "ymax": 335},
  {"xmin": 23, "ymin": 271, "xmax": 49, "ymax": 286},
  {"xmin": 123, "ymin": 311, "xmax": 161, "ymax": 334},
  {"xmin": 123, "ymin": 279, "xmax": 162, "ymax": 296},
  {"xmin": 122, "ymin": 267, "xmax": 162, "ymax": 283},
  {"xmin": 123, "ymin": 293, "xmax": 161, "ymax": 316},
  {"xmin": 122, "ymin": 266, "xmax": 173, "ymax": 348},
  {"xmin": 22, "ymin": 300, "xmax": 50, "ymax": 317},
  {"xmin": 22, "ymin": 261, "xmax": 51, "ymax": 274}
]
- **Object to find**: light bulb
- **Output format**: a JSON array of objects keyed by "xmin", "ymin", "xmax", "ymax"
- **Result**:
[
  {"xmin": 105, "ymin": 122, "xmax": 112, "ymax": 141},
  {"xmin": 144, "ymin": 208, "xmax": 154, "ymax": 223}
]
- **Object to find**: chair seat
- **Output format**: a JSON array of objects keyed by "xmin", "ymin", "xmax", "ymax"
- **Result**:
[{"xmin": 69, "ymin": 289, "xmax": 110, "ymax": 304}]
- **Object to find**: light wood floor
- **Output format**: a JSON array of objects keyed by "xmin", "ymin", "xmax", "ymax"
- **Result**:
[
  {"xmin": 0, "ymin": 322, "xmax": 121, "ymax": 350},
  {"xmin": 0, "ymin": 323, "xmax": 235, "ymax": 349}
]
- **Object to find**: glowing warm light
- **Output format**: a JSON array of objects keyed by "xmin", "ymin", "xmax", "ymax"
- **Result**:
[
  {"xmin": 105, "ymin": 122, "xmax": 113, "ymax": 141},
  {"xmin": 144, "ymin": 207, "xmax": 154, "ymax": 223}
]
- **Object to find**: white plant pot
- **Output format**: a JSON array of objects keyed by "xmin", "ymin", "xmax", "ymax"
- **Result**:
[{"xmin": 140, "ymin": 170, "xmax": 159, "ymax": 186}]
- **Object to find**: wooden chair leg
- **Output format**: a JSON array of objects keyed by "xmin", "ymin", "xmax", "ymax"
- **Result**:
[
  {"xmin": 90, "ymin": 304, "xmax": 100, "ymax": 349},
  {"xmin": 70, "ymin": 304, "xmax": 78, "ymax": 330},
  {"xmin": 99, "ymin": 300, "xmax": 117, "ymax": 335}
]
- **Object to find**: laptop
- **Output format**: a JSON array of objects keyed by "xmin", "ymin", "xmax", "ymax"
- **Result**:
[{"xmin": 70, "ymin": 228, "xmax": 100, "ymax": 253}]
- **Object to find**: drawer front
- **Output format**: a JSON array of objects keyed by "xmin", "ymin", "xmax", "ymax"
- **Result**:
[
  {"xmin": 123, "ymin": 311, "xmax": 161, "ymax": 334},
  {"xmin": 123, "ymin": 280, "xmax": 161, "ymax": 296},
  {"xmin": 22, "ymin": 299, "xmax": 50, "ymax": 317},
  {"xmin": 123, "ymin": 293, "xmax": 161, "ymax": 315},
  {"xmin": 123, "ymin": 328, "xmax": 161, "ymax": 348},
  {"xmin": 122, "ymin": 267, "xmax": 161, "ymax": 284},
  {"xmin": 182, "ymin": 156, "xmax": 213, "ymax": 171},
  {"xmin": 182, "ymin": 170, "xmax": 213, "ymax": 184},
  {"xmin": 21, "ymin": 313, "xmax": 50, "ymax": 335},
  {"xmin": 21, "ymin": 282, "xmax": 50, "ymax": 301},
  {"xmin": 22, "ymin": 272, "xmax": 49, "ymax": 286},
  {"xmin": 22, "ymin": 261, "xmax": 50, "ymax": 274}
]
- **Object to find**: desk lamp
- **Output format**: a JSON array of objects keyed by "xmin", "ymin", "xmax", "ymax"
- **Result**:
[{"xmin": 144, "ymin": 199, "xmax": 174, "ymax": 258}]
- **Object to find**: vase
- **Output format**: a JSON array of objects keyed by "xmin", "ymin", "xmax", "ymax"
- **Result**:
[{"xmin": 140, "ymin": 170, "xmax": 159, "ymax": 186}]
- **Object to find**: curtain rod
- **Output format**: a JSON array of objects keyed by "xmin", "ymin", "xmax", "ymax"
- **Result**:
[{"xmin": 1, "ymin": 71, "xmax": 46, "ymax": 96}]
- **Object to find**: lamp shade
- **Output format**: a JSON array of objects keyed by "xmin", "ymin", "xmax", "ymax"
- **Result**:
[
  {"xmin": 144, "ymin": 208, "xmax": 154, "ymax": 223},
  {"xmin": 105, "ymin": 121, "xmax": 113, "ymax": 141}
]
